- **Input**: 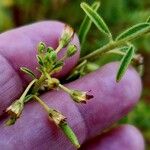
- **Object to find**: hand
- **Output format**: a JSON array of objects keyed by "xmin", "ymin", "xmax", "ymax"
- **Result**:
[{"xmin": 0, "ymin": 21, "xmax": 144, "ymax": 150}]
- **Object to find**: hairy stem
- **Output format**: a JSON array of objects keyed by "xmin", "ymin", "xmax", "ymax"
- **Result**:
[
  {"xmin": 107, "ymin": 49, "xmax": 143, "ymax": 64},
  {"xmin": 20, "ymin": 79, "xmax": 37, "ymax": 102},
  {"xmin": 31, "ymin": 74, "xmax": 46, "ymax": 94},
  {"xmin": 33, "ymin": 95, "xmax": 50, "ymax": 112},
  {"xmin": 58, "ymin": 84, "xmax": 72, "ymax": 94},
  {"xmin": 79, "ymin": 27, "xmax": 150, "ymax": 62}
]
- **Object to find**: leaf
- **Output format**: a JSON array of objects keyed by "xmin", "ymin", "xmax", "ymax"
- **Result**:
[
  {"xmin": 118, "ymin": 46, "xmax": 130, "ymax": 52},
  {"xmin": 146, "ymin": 16, "xmax": 150, "ymax": 23},
  {"xmin": 79, "ymin": 1, "xmax": 100, "ymax": 45},
  {"xmin": 20, "ymin": 67, "xmax": 36, "ymax": 79},
  {"xmin": 116, "ymin": 46, "xmax": 135, "ymax": 82},
  {"xmin": 24, "ymin": 94, "xmax": 33, "ymax": 103},
  {"xmin": 80, "ymin": 2, "xmax": 111, "ymax": 37},
  {"xmin": 116, "ymin": 23, "xmax": 150, "ymax": 41}
]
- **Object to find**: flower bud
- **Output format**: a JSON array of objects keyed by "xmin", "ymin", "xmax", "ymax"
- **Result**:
[
  {"xmin": 37, "ymin": 42, "xmax": 46, "ymax": 53},
  {"xmin": 59, "ymin": 25, "xmax": 74, "ymax": 48},
  {"xmin": 45, "ymin": 51, "xmax": 57, "ymax": 64},
  {"xmin": 6, "ymin": 100, "xmax": 24, "ymax": 118},
  {"xmin": 67, "ymin": 44, "xmax": 77, "ymax": 57},
  {"xmin": 70, "ymin": 90, "xmax": 93, "ymax": 103},
  {"xmin": 49, "ymin": 51, "xmax": 57, "ymax": 62},
  {"xmin": 47, "ymin": 47, "xmax": 54, "ymax": 53}
]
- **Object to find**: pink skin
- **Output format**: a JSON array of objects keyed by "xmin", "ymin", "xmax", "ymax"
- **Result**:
[
  {"xmin": 81, "ymin": 125, "xmax": 145, "ymax": 150},
  {"xmin": 0, "ymin": 22, "xmax": 144, "ymax": 149},
  {"xmin": 0, "ymin": 21, "xmax": 80, "ymax": 115},
  {"xmin": 0, "ymin": 62, "xmax": 142, "ymax": 149}
]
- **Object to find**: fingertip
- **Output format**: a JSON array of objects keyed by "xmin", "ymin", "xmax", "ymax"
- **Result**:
[{"xmin": 81, "ymin": 124, "xmax": 145, "ymax": 150}]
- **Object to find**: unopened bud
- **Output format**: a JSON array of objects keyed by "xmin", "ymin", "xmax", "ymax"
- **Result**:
[
  {"xmin": 45, "ymin": 51, "xmax": 57, "ymax": 63},
  {"xmin": 50, "ymin": 51, "xmax": 57, "ymax": 61},
  {"xmin": 37, "ymin": 42, "xmax": 46, "ymax": 53},
  {"xmin": 59, "ymin": 25, "xmax": 74, "ymax": 48},
  {"xmin": 67, "ymin": 44, "xmax": 77, "ymax": 57},
  {"xmin": 47, "ymin": 47, "xmax": 54, "ymax": 53}
]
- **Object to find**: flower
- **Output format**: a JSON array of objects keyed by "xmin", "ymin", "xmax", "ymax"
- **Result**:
[
  {"xmin": 49, "ymin": 109, "xmax": 66, "ymax": 125},
  {"xmin": 6, "ymin": 100, "xmax": 24, "ymax": 118},
  {"xmin": 70, "ymin": 90, "xmax": 93, "ymax": 103}
]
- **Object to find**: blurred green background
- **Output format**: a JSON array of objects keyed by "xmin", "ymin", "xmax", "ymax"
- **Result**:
[{"xmin": 0, "ymin": 0, "xmax": 150, "ymax": 149}]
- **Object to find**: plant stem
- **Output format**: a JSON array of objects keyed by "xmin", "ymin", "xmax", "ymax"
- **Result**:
[
  {"xmin": 55, "ymin": 44, "xmax": 63, "ymax": 53},
  {"xmin": 33, "ymin": 95, "xmax": 50, "ymax": 113},
  {"xmin": 58, "ymin": 84, "xmax": 72, "ymax": 94},
  {"xmin": 79, "ymin": 41, "xmax": 122, "ymax": 62},
  {"xmin": 107, "ymin": 49, "xmax": 143, "ymax": 64},
  {"xmin": 31, "ymin": 74, "xmax": 46, "ymax": 94},
  {"xmin": 20, "ymin": 79, "xmax": 37, "ymax": 102},
  {"xmin": 79, "ymin": 27, "xmax": 150, "ymax": 62}
]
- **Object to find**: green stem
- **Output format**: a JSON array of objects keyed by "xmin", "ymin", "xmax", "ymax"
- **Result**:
[
  {"xmin": 33, "ymin": 95, "xmax": 50, "ymax": 112},
  {"xmin": 31, "ymin": 74, "xmax": 46, "ymax": 94},
  {"xmin": 107, "ymin": 49, "xmax": 143, "ymax": 64},
  {"xmin": 58, "ymin": 84, "xmax": 72, "ymax": 94},
  {"xmin": 59, "ymin": 54, "xmax": 67, "ymax": 62},
  {"xmin": 55, "ymin": 44, "xmax": 63, "ymax": 53},
  {"xmin": 20, "ymin": 79, "xmax": 37, "ymax": 102},
  {"xmin": 79, "ymin": 27, "xmax": 150, "ymax": 62}
]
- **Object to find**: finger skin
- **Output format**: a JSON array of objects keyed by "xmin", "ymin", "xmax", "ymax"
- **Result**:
[
  {"xmin": 81, "ymin": 125, "xmax": 145, "ymax": 150},
  {"xmin": 0, "ymin": 62, "xmax": 142, "ymax": 150},
  {"xmin": 0, "ymin": 21, "xmax": 80, "ymax": 115}
]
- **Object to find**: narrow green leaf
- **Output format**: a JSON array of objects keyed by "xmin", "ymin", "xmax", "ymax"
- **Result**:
[
  {"xmin": 80, "ymin": 2, "xmax": 111, "ymax": 37},
  {"xmin": 116, "ymin": 23, "xmax": 150, "ymax": 41},
  {"xmin": 20, "ymin": 67, "xmax": 36, "ymax": 79},
  {"xmin": 79, "ymin": 1, "xmax": 100, "ymax": 45},
  {"xmin": 116, "ymin": 46, "xmax": 135, "ymax": 82},
  {"xmin": 146, "ymin": 16, "xmax": 150, "ymax": 23},
  {"xmin": 24, "ymin": 94, "xmax": 33, "ymax": 103},
  {"xmin": 118, "ymin": 46, "xmax": 130, "ymax": 52}
]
